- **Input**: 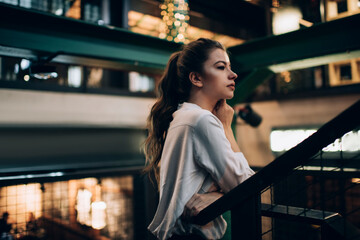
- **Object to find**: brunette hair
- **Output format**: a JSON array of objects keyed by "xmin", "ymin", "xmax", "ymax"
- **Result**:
[{"xmin": 143, "ymin": 38, "xmax": 225, "ymax": 184}]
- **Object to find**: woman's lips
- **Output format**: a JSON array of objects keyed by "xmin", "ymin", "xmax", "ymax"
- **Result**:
[{"xmin": 227, "ymin": 83, "xmax": 235, "ymax": 90}]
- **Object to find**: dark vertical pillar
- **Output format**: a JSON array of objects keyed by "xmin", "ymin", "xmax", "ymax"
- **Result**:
[
  {"xmin": 99, "ymin": 0, "xmax": 130, "ymax": 90},
  {"xmin": 144, "ymin": 173, "xmax": 159, "ymax": 240},
  {"xmin": 100, "ymin": 70, "xmax": 128, "ymax": 90},
  {"xmin": 133, "ymin": 173, "xmax": 146, "ymax": 240},
  {"xmin": 62, "ymin": 0, "xmax": 66, "ymax": 17},
  {"xmin": 264, "ymin": 2, "xmax": 273, "ymax": 36},
  {"xmin": 0, "ymin": 56, "xmax": 3, "ymax": 80},
  {"xmin": 107, "ymin": 0, "xmax": 130, "ymax": 29},
  {"xmin": 133, "ymin": 173, "xmax": 159, "ymax": 240},
  {"xmin": 82, "ymin": 66, "xmax": 88, "ymax": 92},
  {"xmin": 48, "ymin": 0, "xmax": 52, "ymax": 13},
  {"xmin": 231, "ymin": 194, "xmax": 262, "ymax": 240},
  {"xmin": 80, "ymin": 0, "xmax": 85, "ymax": 20},
  {"xmin": 101, "ymin": 0, "xmax": 111, "ymax": 24}
]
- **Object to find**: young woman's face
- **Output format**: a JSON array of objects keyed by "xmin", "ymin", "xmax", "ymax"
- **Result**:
[{"xmin": 200, "ymin": 48, "xmax": 238, "ymax": 101}]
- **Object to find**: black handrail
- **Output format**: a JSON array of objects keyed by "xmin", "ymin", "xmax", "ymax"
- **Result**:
[
  {"xmin": 192, "ymin": 99, "xmax": 360, "ymax": 226},
  {"xmin": 261, "ymin": 203, "xmax": 340, "ymax": 225}
]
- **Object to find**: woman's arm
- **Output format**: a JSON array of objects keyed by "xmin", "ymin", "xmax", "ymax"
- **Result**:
[
  {"xmin": 183, "ymin": 192, "xmax": 224, "ymax": 218},
  {"xmin": 194, "ymin": 101, "xmax": 254, "ymax": 193},
  {"xmin": 184, "ymin": 102, "xmax": 253, "ymax": 218}
]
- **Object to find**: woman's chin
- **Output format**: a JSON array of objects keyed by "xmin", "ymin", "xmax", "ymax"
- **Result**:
[
  {"xmin": 216, "ymin": 93, "xmax": 234, "ymax": 102},
  {"xmin": 225, "ymin": 93, "xmax": 234, "ymax": 100}
]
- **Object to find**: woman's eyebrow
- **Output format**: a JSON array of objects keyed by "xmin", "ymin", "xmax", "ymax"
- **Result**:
[{"xmin": 213, "ymin": 60, "xmax": 227, "ymax": 65}]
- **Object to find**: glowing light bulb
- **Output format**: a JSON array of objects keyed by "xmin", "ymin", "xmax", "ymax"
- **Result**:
[{"xmin": 91, "ymin": 201, "xmax": 107, "ymax": 229}]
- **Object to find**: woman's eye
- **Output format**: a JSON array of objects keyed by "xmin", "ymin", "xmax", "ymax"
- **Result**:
[{"xmin": 217, "ymin": 66, "xmax": 225, "ymax": 70}]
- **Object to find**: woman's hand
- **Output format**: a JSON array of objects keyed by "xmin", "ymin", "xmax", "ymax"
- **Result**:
[
  {"xmin": 183, "ymin": 192, "xmax": 224, "ymax": 218},
  {"xmin": 212, "ymin": 99, "xmax": 241, "ymax": 152},
  {"xmin": 212, "ymin": 99, "xmax": 234, "ymax": 129}
]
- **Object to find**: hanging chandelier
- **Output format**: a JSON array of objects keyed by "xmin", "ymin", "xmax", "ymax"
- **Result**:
[{"xmin": 159, "ymin": 0, "xmax": 189, "ymax": 43}]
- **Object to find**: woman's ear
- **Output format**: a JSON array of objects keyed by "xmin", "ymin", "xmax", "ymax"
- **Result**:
[{"xmin": 189, "ymin": 72, "xmax": 203, "ymax": 88}]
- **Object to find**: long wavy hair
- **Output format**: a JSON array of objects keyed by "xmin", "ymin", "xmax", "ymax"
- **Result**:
[{"xmin": 143, "ymin": 38, "xmax": 225, "ymax": 185}]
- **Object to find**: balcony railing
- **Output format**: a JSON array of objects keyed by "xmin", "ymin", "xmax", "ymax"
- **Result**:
[{"xmin": 192, "ymin": 99, "xmax": 360, "ymax": 240}]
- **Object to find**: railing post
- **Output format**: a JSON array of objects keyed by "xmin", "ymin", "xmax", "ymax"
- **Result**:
[{"xmin": 231, "ymin": 193, "xmax": 262, "ymax": 240}]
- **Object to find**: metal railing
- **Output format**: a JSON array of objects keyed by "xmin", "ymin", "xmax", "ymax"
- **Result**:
[
  {"xmin": 192, "ymin": 99, "xmax": 360, "ymax": 239},
  {"xmin": 260, "ymin": 128, "xmax": 360, "ymax": 240}
]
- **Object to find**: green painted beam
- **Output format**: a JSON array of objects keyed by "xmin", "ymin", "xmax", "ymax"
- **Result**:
[
  {"xmin": 226, "ymin": 14, "xmax": 360, "ymax": 106},
  {"xmin": 0, "ymin": 3, "xmax": 182, "ymax": 74},
  {"xmin": 228, "ymin": 14, "xmax": 360, "ymax": 74}
]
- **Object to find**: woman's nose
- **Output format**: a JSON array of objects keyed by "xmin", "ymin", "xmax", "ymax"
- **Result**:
[{"xmin": 229, "ymin": 70, "xmax": 237, "ymax": 80}]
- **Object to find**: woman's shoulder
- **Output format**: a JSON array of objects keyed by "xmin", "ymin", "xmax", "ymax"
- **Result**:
[{"xmin": 172, "ymin": 104, "xmax": 222, "ymax": 129}]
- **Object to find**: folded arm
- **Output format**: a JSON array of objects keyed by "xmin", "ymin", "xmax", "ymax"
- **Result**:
[{"xmin": 183, "ymin": 191, "xmax": 224, "ymax": 218}]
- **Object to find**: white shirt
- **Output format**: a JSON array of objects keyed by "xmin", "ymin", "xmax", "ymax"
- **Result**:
[{"xmin": 148, "ymin": 102, "xmax": 254, "ymax": 240}]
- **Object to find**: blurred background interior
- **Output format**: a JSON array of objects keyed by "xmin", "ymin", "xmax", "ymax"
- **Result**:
[{"xmin": 0, "ymin": 0, "xmax": 359, "ymax": 239}]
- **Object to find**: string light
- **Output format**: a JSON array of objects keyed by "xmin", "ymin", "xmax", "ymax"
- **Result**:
[
  {"xmin": 159, "ymin": 0, "xmax": 189, "ymax": 43},
  {"xmin": 271, "ymin": 0, "xmax": 280, "ymax": 12},
  {"xmin": 281, "ymin": 71, "xmax": 291, "ymax": 83}
]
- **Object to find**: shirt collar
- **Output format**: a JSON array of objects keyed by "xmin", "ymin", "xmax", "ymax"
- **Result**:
[{"xmin": 178, "ymin": 102, "xmax": 202, "ymax": 110}]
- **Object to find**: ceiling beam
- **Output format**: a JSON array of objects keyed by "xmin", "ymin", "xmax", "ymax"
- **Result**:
[
  {"xmin": 228, "ymin": 14, "xmax": 360, "ymax": 74},
  {"xmin": 0, "ymin": 3, "xmax": 182, "ymax": 74},
  {"xmin": 227, "ymin": 14, "xmax": 360, "ymax": 105}
]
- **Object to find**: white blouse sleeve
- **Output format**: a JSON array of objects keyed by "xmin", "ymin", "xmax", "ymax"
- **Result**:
[{"xmin": 193, "ymin": 114, "xmax": 254, "ymax": 193}]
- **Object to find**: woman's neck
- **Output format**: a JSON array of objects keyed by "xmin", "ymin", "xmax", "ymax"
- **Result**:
[{"xmin": 187, "ymin": 94, "xmax": 217, "ymax": 112}]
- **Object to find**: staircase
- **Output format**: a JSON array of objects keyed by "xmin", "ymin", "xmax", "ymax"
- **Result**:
[{"xmin": 192, "ymin": 100, "xmax": 360, "ymax": 240}]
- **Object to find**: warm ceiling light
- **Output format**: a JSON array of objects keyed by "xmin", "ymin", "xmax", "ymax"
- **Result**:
[
  {"xmin": 30, "ymin": 65, "xmax": 58, "ymax": 80},
  {"xmin": 273, "ymin": 6, "xmax": 303, "ymax": 35}
]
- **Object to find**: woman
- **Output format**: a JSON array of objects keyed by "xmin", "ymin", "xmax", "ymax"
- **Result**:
[{"xmin": 144, "ymin": 38, "xmax": 254, "ymax": 240}]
